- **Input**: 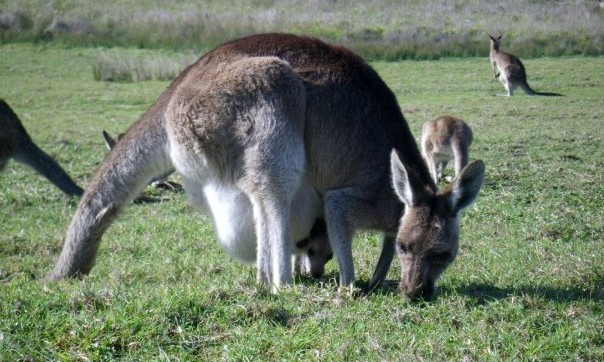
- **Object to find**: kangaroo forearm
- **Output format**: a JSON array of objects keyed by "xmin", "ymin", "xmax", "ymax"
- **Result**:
[{"xmin": 368, "ymin": 235, "xmax": 396, "ymax": 291}]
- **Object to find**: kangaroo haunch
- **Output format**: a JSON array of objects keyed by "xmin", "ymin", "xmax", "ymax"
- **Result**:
[{"xmin": 47, "ymin": 33, "xmax": 485, "ymax": 299}]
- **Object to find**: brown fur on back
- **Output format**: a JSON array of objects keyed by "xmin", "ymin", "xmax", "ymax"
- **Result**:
[{"xmin": 175, "ymin": 33, "xmax": 433, "ymax": 193}]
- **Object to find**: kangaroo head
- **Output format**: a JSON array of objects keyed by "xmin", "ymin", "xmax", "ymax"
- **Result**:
[
  {"xmin": 295, "ymin": 219, "xmax": 333, "ymax": 278},
  {"xmin": 488, "ymin": 34, "xmax": 502, "ymax": 50},
  {"xmin": 391, "ymin": 151, "xmax": 485, "ymax": 300}
]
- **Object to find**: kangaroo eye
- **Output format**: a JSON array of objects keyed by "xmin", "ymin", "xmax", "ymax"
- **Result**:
[
  {"xmin": 432, "ymin": 252, "xmax": 450, "ymax": 263},
  {"xmin": 397, "ymin": 242, "xmax": 409, "ymax": 253}
]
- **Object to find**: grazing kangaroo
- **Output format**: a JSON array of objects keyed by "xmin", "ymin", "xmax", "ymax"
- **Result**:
[
  {"xmin": 47, "ymin": 34, "xmax": 485, "ymax": 299},
  {"xmin": 421, "ymin": 116, "xmax": 473, "ymax": 184},
  {"xmin": 0, "ymin": 99, "xmax": 83, "ymax": 197},
  {"xmin": 489, "ymin": 34, "xmax": 562, "ymax": 96}
]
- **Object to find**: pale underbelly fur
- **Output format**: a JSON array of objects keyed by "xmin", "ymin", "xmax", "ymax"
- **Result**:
[
  {"xmin": 199, "ymin": 181, "xmax": 321, "ymax": 263},
  {"xmin": 168, "ymin": 133, "xmax": 322, "ymax": 264}
]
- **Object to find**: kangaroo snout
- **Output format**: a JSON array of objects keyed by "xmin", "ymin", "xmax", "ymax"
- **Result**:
[
  {"xmin": 399, "ymin": 256, "xmax": 438, "ymax": 300},
  {"xmin": 400, "ymin": 279, "xmax": 436, "ymax": 301}
]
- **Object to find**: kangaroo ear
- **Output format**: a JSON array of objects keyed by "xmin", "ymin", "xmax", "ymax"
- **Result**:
[
  {"xmin": 102, "ymin": 130, "xmax": 117, "ymax": 150},
  {"xmin": 390, "ymin": 150, "xmax": 433, "ymax": 207},
  {"xmin": 450, "ymin": 160, "xmax": 485, "ymax": 212}
]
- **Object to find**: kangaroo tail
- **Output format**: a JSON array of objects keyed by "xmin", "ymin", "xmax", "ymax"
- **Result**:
[
  {"xmin": 522, "ymin": 82, "xmax": 563, "ymax": 96},
  {"xmin": 533, "ymin": 91, "xmax": 563, "ymax": 97},
  {"xmin": 46, "ymin": 107, "xmax": 173, "ymax": 280},
  {"xmin": 0, "ymin": 99, "xmax": 83, "ymax": 197}
]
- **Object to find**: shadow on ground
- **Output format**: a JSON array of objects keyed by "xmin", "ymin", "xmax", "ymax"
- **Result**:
[{"xmin": 366, "ymin": 278, "xmax": 603, "ymax": 303}]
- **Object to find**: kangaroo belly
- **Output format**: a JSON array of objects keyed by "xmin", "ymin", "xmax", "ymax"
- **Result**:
[
  {"xmin": 201, "ymin": 181, "xmax": 322, "ymax": 263},
  {"xmin": 169, "ymin": 137, "xmax": 321, "ymax": 263},
  {"xmin": 204, "ymin": 183, "xmax": 257, "ymax": 263}
]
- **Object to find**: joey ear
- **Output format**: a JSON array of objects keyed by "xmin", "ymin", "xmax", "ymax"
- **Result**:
[
  {"xmin": 390, "ymin": 150, "xmax": 418, "ymax": 206},
  {"xmin": 450, "ymin": 160, "xmax": 485, "ymax": 212},
  {"xmin": 102, "ymin": 130, "xmax": 116, "ymax": 150}
]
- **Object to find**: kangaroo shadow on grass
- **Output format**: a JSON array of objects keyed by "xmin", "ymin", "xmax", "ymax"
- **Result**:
[
  {"xmin": 349, "ymin": 274, "xmax": 604, "ymax": 304},
  {"xmin": 299, "ymin": 269, "xmax": 603, "ymax": 303},
  {"xmin": 443, "ymin": 282, "xmax": 603, "ymax": 304},
  {"xmin": 363, "ymin": 278, "xmax": 603, "ymax": 303}
]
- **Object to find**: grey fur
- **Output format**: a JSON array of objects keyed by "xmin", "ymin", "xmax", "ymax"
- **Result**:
[
  {"xmin": 102, "ymin": 130, "xmax": 182, "ymax": 191},
  {"xmin": 47, "ymin": 34, "xmax": 485, "ymax": 298},
  {"xmin": 391, "ymin": 153, "xmax": 485, "ymax": 299},
  {"xmin": 421, "ymin": 115, "xmax": 473, "ymax": 184}
]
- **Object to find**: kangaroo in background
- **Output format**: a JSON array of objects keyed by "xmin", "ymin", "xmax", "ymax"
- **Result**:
[
  {"xmin": 489, "ymin": 34, "xmax": 562, "ymax": 96},
  {"xmin": 47, "ymin": 34, "xmax": 485, "ymax": 299},
  {"xmin": 421, "ymin": 116, "xmax": 473, "ymax": 184},
  {"xmin": 0, "ymin": 99, "xmax": 83, "ymax": 197}
]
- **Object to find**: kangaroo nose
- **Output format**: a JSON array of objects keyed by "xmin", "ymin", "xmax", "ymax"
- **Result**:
[{"xmin": 401, "ymin": 281, "xmax": 435, "ymax": 301}]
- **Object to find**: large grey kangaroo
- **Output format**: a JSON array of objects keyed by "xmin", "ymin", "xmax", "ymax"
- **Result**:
[
  {"xmin": 47, "ymin": 34, "xmax": 485, "ymax": 299},
  {"xmin": 489, "ymin": 34, "xmax": 562, "ymax": 96},
  {"xmin": 0, "ymin": 99, "xmax": 83, "ymax": 197}
]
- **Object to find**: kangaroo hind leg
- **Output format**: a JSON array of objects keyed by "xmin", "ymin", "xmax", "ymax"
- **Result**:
[
  {"xmin": 168, "ymin": 56, "xmax": 307, "ymax": 291},
  {"xmin": 240, "ymin": 123, "xmax": 305, "ymax": 291},
  {"xmin": 237, "ymin": 57, "xmax": 307, "ymax": 291}
]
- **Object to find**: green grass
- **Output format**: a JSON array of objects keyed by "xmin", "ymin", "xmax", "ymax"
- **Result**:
[
  {"xmin": 1, "ymin": 0, "xmax": 602, "ymax": 59},
  {"xmin": 0, "ymin": 43, "xmax": 603, "ymax": 361}
]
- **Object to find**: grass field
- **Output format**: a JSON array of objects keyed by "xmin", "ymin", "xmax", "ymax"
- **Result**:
[
  {"xmin": 0, "ymin": 43, "xmax": 603, "ymax": 361},
  {"xmin": 1, "ymin": 0, "xmax": 602, "ymax": 59}
]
